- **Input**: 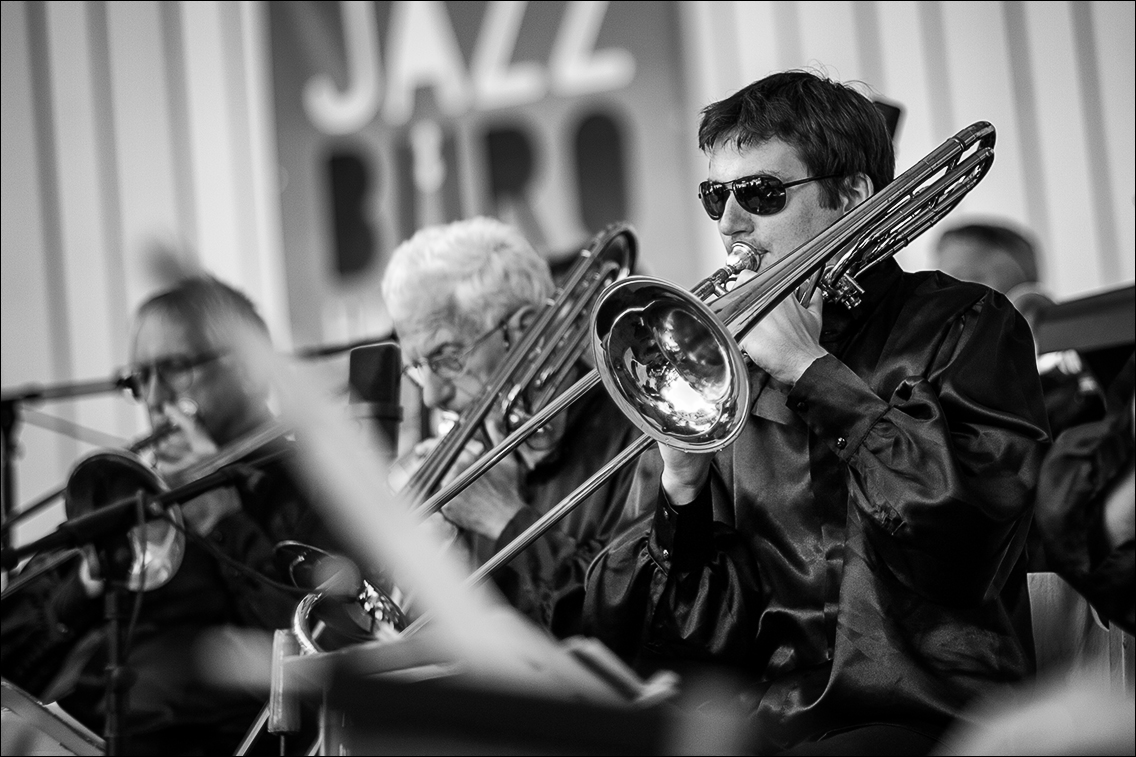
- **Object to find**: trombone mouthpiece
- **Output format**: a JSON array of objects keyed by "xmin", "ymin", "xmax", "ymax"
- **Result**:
[
  {"xmin": 176, "ymin": 398, "xmax": 199, "ymax": 418},
  {"xmin": 126, "ymin": 400, "xmax": 197, "ymax": 453},
  {"xmin": 726, "ymin": 241, "xmax": 761, "ymax": 274},
  {"xmin": 698, "ymin": 241, "xmax": 764, "ymax": 298},
  {"xmin": 128, "ymin": 419, "xmax": 179, "ymax": 453}
]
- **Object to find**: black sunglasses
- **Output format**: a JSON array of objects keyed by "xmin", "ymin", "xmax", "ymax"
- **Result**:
[{"xmin": 698, "ymin": 173, "xmax": 842, "ymax": 220}]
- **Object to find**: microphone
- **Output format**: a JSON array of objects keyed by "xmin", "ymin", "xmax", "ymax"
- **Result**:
[{"xmin": 347, "ymin": 342, "xmax": 403, "ymax": 460}]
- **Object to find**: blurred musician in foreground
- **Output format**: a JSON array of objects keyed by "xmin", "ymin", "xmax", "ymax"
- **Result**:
[
  {"xmin": 2, "ymin": 275, "xmax": 334, "ymax": 754},
  {"xmin": 583, "ymin": 71, "xmax": 1051, "ymax": 754},
  {"xmin": 381, "ymin": 217, "xmax": 641, "ymax": 637}
]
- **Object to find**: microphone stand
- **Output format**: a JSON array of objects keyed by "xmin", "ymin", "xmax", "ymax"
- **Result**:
[
  {"xmin": 1, "ymin": 396, "xmax": 16, "ymax": 552},
  {"xmin": 99, "ymin": 520, "xmax": 135, "ymax": 757}
]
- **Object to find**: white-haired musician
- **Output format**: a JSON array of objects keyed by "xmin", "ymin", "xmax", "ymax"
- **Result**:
[{"xmin": 382, "ymin": 216, "xmax": 643, "ymax": 637}]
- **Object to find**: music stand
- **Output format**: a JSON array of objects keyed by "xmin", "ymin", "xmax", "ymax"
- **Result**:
[
  {"xmin": 1034, "ymin": 283, "xmax": 1135, "ymax": 392},
  {"xmin": 271, "ymin": 616, "xmax": 754, "ymax": 756},
  {"xmin": 1, "ymin": 679, "xmax": 105, "ymax": 756}
]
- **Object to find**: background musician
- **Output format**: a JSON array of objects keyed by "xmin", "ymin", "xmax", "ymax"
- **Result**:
[
  {"xmin": 933, "ymin": 220, "xmax": 1111, "ymax": 657},
  {"xmin": 934, "ymin": 220, "xmax": 1107, "ymax": 438},
  {"xmin": 2, "ymin": 274, "xmax": 335, "ymax": 755},
  {"xmin": 583, "ymin": 71, "xmax": 1052, "ymax": 754},
  {"xmin": 381, "ymin": 216, "xmax": 642, "ymax": 637}
]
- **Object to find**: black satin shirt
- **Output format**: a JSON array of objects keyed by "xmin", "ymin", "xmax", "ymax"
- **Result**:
[{"xmin": 584, "ymin": 259, "xmax": 1051, "ymax": 752}]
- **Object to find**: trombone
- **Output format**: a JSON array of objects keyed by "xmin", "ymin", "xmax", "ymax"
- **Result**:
[
  {"xmin": 0, "ymin": 420, "xmax": 180, "ymax": 545},
  {"xmin": 1, "ymin": 418, "xmax": 293, "ymax": 589}
]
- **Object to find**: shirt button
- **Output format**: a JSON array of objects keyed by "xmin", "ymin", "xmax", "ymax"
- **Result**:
[
  {"xmin": 836, "ymin": 437, "xmax": 847, "ymax": 450},
  {"xmin": 661, "ymin": 549, "xmax": 670, "ymax": 560},
  {"xmin": 795, "ymin": 400, "xmax": 807, "ymax": 412}
]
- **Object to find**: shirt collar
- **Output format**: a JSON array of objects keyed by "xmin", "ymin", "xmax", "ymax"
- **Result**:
[{"xmin": 820, "ymin": 256, "xmax": 901, "ymax": 343}]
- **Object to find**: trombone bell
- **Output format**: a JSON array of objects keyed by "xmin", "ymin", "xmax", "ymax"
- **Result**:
[
  {"xmin": 591, "ymin": 277, "xmax": 751, "ymax": 453},
  {"xmin": 65, "ymin": 448, "xmax": 185, "ymax": 592}
]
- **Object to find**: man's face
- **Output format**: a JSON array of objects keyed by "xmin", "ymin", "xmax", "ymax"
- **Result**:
[
  {"xmin": 131, "ymin": 311, "xmax": 249, "ymax": 448},
  {"xmin": 936, "ymin": 237, "xmax": 1028, "ymax": 294},
  {"xmin": 706, "ymin": 138, "xmax": 847, "ymax": 273},
  {"xmin": 397, "ymin": 316, "xmax": 509, "ymax": 416}
]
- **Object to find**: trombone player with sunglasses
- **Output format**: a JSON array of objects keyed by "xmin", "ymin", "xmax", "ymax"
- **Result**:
[
  {"xmin": 582, "ymin": 71, "xmax": 1051, "ymax": 755},
  {"xmin": 381, "ymin": 217, "xmax": 642, "ymax": 638},
  {"xmin": 2, "ymin": 274, "xmax": 339, "ymax": 755}
]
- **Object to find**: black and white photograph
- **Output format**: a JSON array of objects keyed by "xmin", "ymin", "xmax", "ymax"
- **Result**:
[{"xmin": 2, "ymin": 2, "xmax": 1132, "ymax": 755}]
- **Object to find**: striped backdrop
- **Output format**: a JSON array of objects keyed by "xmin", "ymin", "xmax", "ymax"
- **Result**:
[{"xmin": 679, "ymin": 1, "xmax": 1134, "ymax": 295}]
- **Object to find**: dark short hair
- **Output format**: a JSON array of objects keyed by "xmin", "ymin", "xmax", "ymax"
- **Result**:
[
  {"xmin": 136, "ymin": 275, "xmax": 270, "ymax": 348},
  {"xmin": 936, "ymin": 222, "xmax": 1039, "ymax": 283},
  {"xmin": 697, "ymin": 70, "xmax": 895, "ymax": 209}
]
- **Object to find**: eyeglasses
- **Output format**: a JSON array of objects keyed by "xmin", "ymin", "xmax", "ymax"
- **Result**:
[
  {"xmin": 402, "ymin": 321, "xmax": 509, "ymax": 389},
  {"xmin": 123, "ymin": 350, "xmax": 225, "ymax": 401},
  {"xmin": 698, "ymin": 173, "xmax": 842, "ymax": 220}
]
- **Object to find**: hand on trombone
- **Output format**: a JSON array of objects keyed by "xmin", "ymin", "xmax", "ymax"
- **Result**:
[
  {"xmin": 395, "ymin": 425, "xmax": 526, "ymax": 542},
  {"xmin": 152, "ymin": 399, "xmax": 241, "ymax": 537},
  {"xmin": 76, "ymin": 545, "xmax": 105, "ymax": 598},
  {"xmin": 659, "ymin": 272, "xmax": 827, "ymax": 507},
  {"xmin": 731, "ymin": 268, "xmax": 828, "ymax": 386},
  {"xmin": 440, "ymin": 421, "xmax": 528, "ymax": 541}
]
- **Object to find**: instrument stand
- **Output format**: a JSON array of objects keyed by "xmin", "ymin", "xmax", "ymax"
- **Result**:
[
  {"xmin": 1, "ymin": 397, "xmax": 20, "ymax": 552},
  {"xmin": 97, "ymin": 545, "xmax": 136, "ymax": 756}
]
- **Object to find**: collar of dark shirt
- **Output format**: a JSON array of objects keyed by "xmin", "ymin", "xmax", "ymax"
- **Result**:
[
  {"xmin": 750, "ymin": 368, "xmax": 801, "ymax": 426},
  {"xmin": 820, "ymin": 256, "xmax": 902, "ymax": 346}
]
